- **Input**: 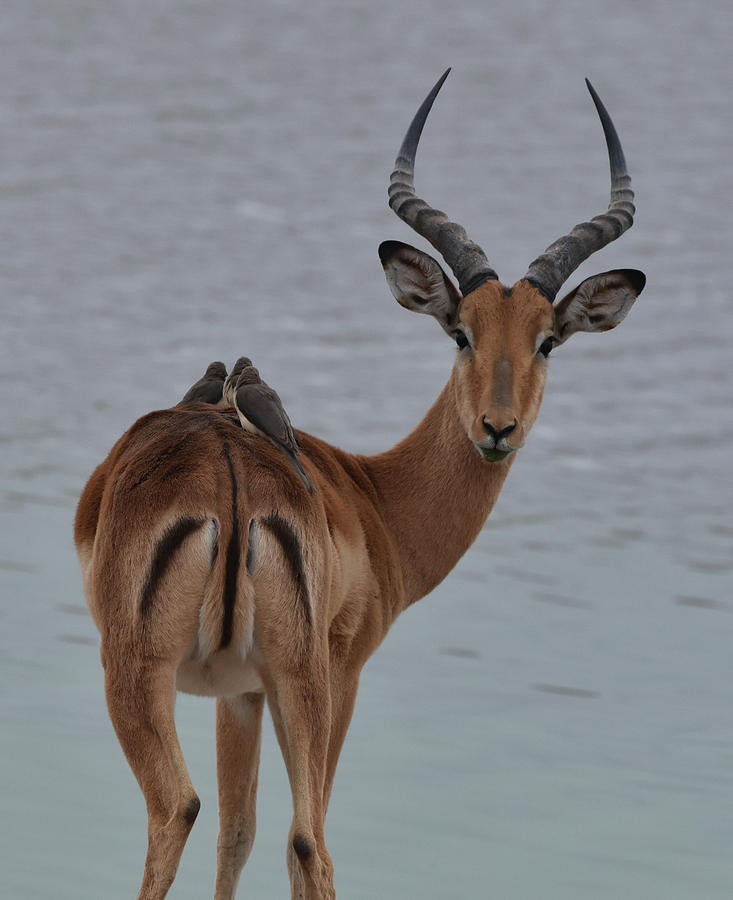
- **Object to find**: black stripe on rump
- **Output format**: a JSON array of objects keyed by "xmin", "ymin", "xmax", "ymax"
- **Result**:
[
  {"xmin": 220, "ymin": 447, "xmax": 241, "ymax": 649},
  {"xmin": 261, "ymin": 513, "xmax": 311, "ymax": 626},
  {"xmin": 140, "ymin": 517, "xmax": 206, "ymax": 617}
]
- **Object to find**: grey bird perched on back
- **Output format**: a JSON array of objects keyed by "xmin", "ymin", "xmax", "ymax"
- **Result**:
[
  {"xmin": 233, "ymin": 365, "xmax": 316, "ymax": 492},
  {"xmin": 180, "ymin": 361, "xmax": 227, "ymax": 404},
  {"xmin": 221, "ymin": 356, "xmax": 252, "ymax": 407}
]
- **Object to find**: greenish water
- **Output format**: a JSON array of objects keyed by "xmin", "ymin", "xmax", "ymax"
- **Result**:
[
  {"xmin": 1, "ymin": 1, "xmax": 732, "ymax": 897},
  {"xmin": 3, "ymin": 496, "xmax": 732, "ymax": 898}
]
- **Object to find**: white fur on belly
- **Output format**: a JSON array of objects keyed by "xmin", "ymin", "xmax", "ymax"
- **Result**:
[{"xmin": 176, "ymin": 649, "xmax": 264, "ymax": 697}]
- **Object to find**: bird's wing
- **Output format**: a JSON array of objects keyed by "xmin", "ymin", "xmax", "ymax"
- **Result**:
[
  {"xmin": 181, "ymin": 378, "xmax": 206, "ymax": 402},
  {"xmin": 190, "ymin": 386, "xmax": 221, "ymax": 404},
  {"xmin": 260, "ymin": 381, "xmax": 297, "ymax": 445},
  {"xmin": 236, "ymin": 384, "xmax": 297, "ymax": 450},
  {"xmin": 203, "ymin": 381, "xmax": 226, "ymax": 404},
  {"xmin": 282, "ymin": 410, "xmax": 297, "ymax": 447}
]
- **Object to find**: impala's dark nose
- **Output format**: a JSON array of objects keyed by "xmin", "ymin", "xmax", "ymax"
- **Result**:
[{"xmin": 482, "ymin": 418, "xmax": 517, "ymax": 444}]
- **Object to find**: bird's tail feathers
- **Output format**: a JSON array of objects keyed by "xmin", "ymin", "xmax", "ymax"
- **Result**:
[{"xmin": 289, "ymin": 453, "xmax": 316, "ymax": 493}]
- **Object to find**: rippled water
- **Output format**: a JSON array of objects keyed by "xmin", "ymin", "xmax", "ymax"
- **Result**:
[{"xmin": 1, "ymin": 1, "xmax": 732, "ymax": 897}]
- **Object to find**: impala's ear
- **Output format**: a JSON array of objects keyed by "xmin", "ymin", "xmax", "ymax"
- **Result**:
[
  {"xmin": 554, "ymin": 269, "xmax": 646, "ymax": 343},
  {"xmin": 378, "ymin": 240, "xmax": 462, "ymax": 334}
]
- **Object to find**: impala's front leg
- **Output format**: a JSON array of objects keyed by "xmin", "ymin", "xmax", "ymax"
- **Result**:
[
  {"xmin": 322, "ymin": 655, "xmax": 361, "ymax": 814},
  {"xmin": 214, "ymin": 692, "xmax": 265, "ymax": 900}
]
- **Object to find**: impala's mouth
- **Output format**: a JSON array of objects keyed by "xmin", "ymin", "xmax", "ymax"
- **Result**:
[
  {"xmin": 472, "ymin": 420, "xmax": 524, "ymax": 463},
  {"xmin": 474, "ymin": 439, "xmax": 516, "ymax": 463},
  {"xmin": 479, "ymin": 446, "xmax": 513, "ymax": 463}
]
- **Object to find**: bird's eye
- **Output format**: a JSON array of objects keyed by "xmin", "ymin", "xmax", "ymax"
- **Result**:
[
  {"xmin": 538, "ymin": 337, "xmax": 556, "ymax": 358},
  {"xmin": 454, "ymin": 329, "xmax": 470, "ymax": 350}
]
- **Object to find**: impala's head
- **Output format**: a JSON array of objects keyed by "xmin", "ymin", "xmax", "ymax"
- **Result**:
[{"xmin": 380, "ymin": 70, "xmax": 645, "ymax": 463}]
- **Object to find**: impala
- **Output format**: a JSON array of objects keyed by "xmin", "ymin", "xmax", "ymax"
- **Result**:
[{"xmin": 74, "ymin": 70, "xmax": 645, "ymax": 899}]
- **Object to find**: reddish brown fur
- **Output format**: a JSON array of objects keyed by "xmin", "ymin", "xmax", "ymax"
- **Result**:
[
  {"xmin": 446, "ymin": 282, "xmax": 552, "ymax": 447},
  {"xmin": 75, "ymin": 268, "xmax": 642, "ymax": 899}
]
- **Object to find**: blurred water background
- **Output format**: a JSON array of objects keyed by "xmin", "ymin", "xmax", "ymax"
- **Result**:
[{"xmin": 1, "ymin": 1, "xmax": 732, "ymax": 897}]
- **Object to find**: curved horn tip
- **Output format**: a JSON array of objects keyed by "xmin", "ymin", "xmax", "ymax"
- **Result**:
[
  {"xmin": 584, "ymin": 78, "xmax": 604, "ymax": 111},
  {"xmin": 436, "ymin": 67, "xmax": 452, "ymax": 89},
  {"xmin": 432, "ymin": 68, "xmax": 452, "ymax": 110},
  {"xmin": 584, "ymin": 78, "xmax": 617, "ymax": 133},
  {"xmin": 584, "ymin": 77, "xmax": 629, "ymax": 175},
  {"xmin": 394, "ymin": 68, "xmax": 453, "ymax": 172},
  {"xmin": 424, "ymin": 68, "xmax": 452, "ymax": 102}
]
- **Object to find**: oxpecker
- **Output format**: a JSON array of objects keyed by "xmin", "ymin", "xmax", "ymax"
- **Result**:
[
  {"xmin": 222, "ymin": 356, "xmax": 252, "ymax": 407},
  {"xmin": 180, "ymin": 361, "xmax": 227, "ymax": 404},
  {"xmin": 233, "ymin": 366, "xmax": 315, "ymax": 492}
]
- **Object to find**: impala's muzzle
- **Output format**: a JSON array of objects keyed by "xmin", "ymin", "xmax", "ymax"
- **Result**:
[{"xmin": 473, "ymin": 414, "xmax": 525, "ymax": 462}]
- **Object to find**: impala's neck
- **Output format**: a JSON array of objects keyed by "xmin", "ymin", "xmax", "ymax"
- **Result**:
[{"xmin": 361, "ymin": 374, "xmax": 514, "ymax": 608}]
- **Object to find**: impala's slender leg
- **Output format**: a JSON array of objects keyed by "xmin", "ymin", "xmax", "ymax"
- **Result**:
[
  {"xmin": 264, "ymin": 695, "xmax": 306, "ymax": 899},
  {"xmin": 249, "ymin": 512, "xmax": 336, "ymax": 899},
  {"xmin": 214, "ymin": 692, "xmax": 266, "ymax": 900},
  {"xmin": 264, "ymin": 664, "xmax": 334, "ymax": 900},
  {"xmin": 322, "ymin": 659, "xmax": 361, "ymax": 813},
  {"xmin": 104, "ymin": 659, "xmax": 199, "ymax": 900}
]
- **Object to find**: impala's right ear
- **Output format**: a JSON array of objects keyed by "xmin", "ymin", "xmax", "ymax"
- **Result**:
[
  {"xmin": 379, "ymin": 240, "xmax": 462, "ymax": 334},
  {"xmin": 553, "ymin": 269, "xmax": 646, "ymax": 343}
]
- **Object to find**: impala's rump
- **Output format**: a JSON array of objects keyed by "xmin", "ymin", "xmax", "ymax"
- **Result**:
[{"xmin": 75, "ymin": 405, "xmax": 317, "ymax": 674}]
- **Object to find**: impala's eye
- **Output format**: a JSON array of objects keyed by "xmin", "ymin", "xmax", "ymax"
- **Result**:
[
  {"xmin": 538, "ymin": 336, "xmax": 556, "ymax": 358},
  {"xmin": 454, "ymin": 329, "xmax": 470, "ymax": 350}
]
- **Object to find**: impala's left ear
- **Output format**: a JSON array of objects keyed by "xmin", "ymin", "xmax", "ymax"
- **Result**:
[
  {"xmin": 378, "ymin": 240, "xmax": 462, "ymax": 334},
  {"xmin": 554, "ymin": 269, "xmax": 646, "ymax": 343}
]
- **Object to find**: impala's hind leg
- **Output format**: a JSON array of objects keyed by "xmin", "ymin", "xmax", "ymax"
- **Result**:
[
  {"xmin": 252, "ymin": 514, "xmax": 335, "ymax": 898},
  {"xmin": 265, "ymin": 665, "xmax": 334, "ymax": 900},
  {"xmin": 214, "ymin": 692, "xmax": 265, "ymax": 900},
  {"xmin": 105, "ymin": 660, "xmax": 198, "ymax": 900}
]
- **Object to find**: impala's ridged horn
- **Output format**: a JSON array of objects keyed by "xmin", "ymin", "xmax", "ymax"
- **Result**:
[
  {"xmin": 524, "ymin": 79, "xmax": 636, "ymax": 302},
  {"xmin": 388, "ymin": 68, "xmax": 499, "ymax": 296}
]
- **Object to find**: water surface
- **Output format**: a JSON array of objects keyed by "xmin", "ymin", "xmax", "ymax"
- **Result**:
[{"xmin": 1, "ymin": 1, "xmax": 732, "ymax": 897}]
